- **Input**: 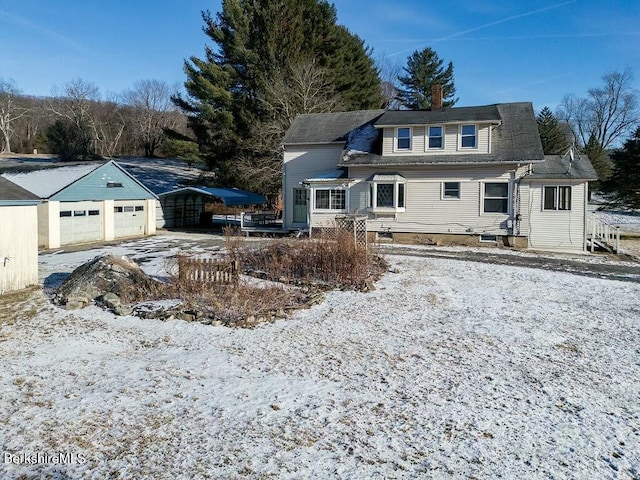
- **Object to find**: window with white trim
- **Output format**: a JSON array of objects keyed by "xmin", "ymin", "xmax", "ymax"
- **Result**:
[
  {"xmin": 428, "ymin": 126, "xmax": 444, "ymax": 149},
  {"xmin": 368, "ymin": 178, "xmax": 406, "ymax": 211},
  {"xmin": 442, "ymin": 182, "xmax": 460, "ymax": 199},
  {"xmin": 483, "ymin": 182, "xmax": 509, "ymax": 213},
  {"xmin": 396, "ymin": 127, "xmax": 411, "ymax": 150},
  {"xmin": 314, "ymin": 188, "xmax": 346, "ymax": 211},
  {"xmin": 460, "ymin": 124, "xmax": 477, "ymax": 149},
  {"xmin": 543, "ymin": 186, "xmax": 572, "ymax": 211}
]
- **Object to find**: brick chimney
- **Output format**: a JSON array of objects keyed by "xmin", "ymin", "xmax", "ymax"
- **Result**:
[{"xmin": 431, "ymin": 84, "xmax": 443, "ymax": 110}]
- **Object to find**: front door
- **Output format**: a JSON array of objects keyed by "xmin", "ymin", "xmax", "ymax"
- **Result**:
[{"xmin": 292, "ymin": 188, "xmax": 308, "ymax": 224}]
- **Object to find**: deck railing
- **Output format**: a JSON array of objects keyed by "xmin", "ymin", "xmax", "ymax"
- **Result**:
[{"xmin": 587, "ymin": 213, "xmax": 620, "ymax": 253}]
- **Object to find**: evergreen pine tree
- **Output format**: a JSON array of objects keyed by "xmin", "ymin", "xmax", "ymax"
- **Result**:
[
  {"xmin": 396, "ymin": 47, "xmax": 457, "ymax": 110},
  {"xmin": 603, "ymin": 127, "xmax": 640, "ymax": 209},
  {"xmin": 536, "ymin": 106, "xmax": 570, "ymax": 155},
  {"xmin": 583, "ymin": 134, "xmax": 612, "ymax": 183},
  {"xmin": 173, "ymin": 0, "xmax": 383, "ymax": 194}
]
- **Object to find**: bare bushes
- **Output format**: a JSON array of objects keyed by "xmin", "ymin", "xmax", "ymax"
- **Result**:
[
  {"xmin": 153, "ymin": 229, "xmax": 387, "ymax": 327},
  {"xmin": 239, "ymin": 231, "xmax": 388, "ymax": 290}
]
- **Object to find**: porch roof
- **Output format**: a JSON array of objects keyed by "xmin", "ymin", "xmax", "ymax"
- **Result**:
[{"xmin": 158, "ymin": 186, "xmax": 266, "ymax": 206}]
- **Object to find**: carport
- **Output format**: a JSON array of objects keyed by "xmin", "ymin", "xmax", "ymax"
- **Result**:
[{"xmin": 158, "ymin": 186, "xmax": 266, "ymax": 228}]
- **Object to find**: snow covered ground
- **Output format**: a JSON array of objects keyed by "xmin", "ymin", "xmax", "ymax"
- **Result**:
[{"xmin": 1, "ymin": 237, "xmax": 639, "ymax": 479}]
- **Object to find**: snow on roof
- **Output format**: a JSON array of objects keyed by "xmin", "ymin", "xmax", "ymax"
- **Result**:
[
  {"xmin": 302, "ymin": 169, "xmax": 348, "ymax": 183},
  {"xmin": 345, "ymin": 122, "xmax": 379, "ymax": 154},
  {"xmin": 2, "ymin": 163, "xmax": 100, "ymax": 198}
]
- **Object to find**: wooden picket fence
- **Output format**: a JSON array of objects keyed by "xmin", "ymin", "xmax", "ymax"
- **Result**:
[{"xmin": 177, "ymin": 256, "xmax": 239, "ymax": 285}]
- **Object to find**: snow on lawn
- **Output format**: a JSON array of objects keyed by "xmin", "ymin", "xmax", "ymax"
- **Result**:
[
  {"xmin": 592, "ymin": 209, "xmax": 640, "ymax": 234},
  {"xmin": 2, "ymin": 253, "xmax": 639, "ymax": 479}
]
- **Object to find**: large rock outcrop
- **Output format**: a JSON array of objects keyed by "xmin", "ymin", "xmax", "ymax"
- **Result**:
[{"xmin": 56, "ymin": 254, "xmax": 164, "ymax": 311}]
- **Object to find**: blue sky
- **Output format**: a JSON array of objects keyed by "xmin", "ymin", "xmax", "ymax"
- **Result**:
[{"xmin": 1, "ymin": 0, "xmax": 639, "ymax": 112}]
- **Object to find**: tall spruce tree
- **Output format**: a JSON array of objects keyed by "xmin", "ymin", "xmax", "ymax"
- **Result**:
[
  {"xmin": 396, "ymin": 47, "xmax": 457, "ymax": 110},
  {"xmin": 536, "ymin": 106, "xmax": 570, "ymax": 155},
  {"xmin": 603, "ymin": 126, "xmax": 640, "ymax": 208},
  {"xmin": 584, "ymin": 134, "xmax": 612, "ymax": 183},
  {"xmin": 173, "ymin": 0, "xmax": 383, "ymax": 194}
]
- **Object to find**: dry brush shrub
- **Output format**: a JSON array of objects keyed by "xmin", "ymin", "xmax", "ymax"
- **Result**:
[
  {"xmin": 186, "ymin": 282, "xmax": 309, "ymax": 325},
  {"xmin": 239, "ymin": 231, "xmax": 388, "ymax": 290}
]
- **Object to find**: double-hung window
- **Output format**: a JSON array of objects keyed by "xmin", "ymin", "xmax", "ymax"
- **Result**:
[
  {"xmin": 460, "ymin": 124, "xmax": 477, "ymax": 149},
  {"xmin": 483, "ymin": 182, "xmax": 509, "ymax": 214},
  {"xmin": 396, "ymin": 127, "xmax": 412, "ymax": 151},
  {"xmin": 368, "ymin": 175, "xmax": 406, "ymax": 212},
  {"xmin": 314, "ymin": 188, "xmax": 346, "ymax": 211},
  {"xmin": 543, "ymin": 186, "xmax": 572, "ymax": 211},
  {"xmin": 428, "ymin": 126, "xmax": 444, "ymax": 149},
  {"xmin": 442, "ymin": 182, "xmax": 460, "ymax": 199}
]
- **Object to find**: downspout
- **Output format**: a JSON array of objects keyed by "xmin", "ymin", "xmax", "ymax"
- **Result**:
[{"xmin": 513, "ymin": 164, "xmax": 532, "ymax": 238}]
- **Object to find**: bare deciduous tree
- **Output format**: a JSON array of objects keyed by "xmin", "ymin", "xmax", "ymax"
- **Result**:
[
  {"xmin": 260, "ymin": 62, "xmax": 343, "ymax": 130},
  {"xmin": 123, "ymin": 79, "xmax": 181, "ymax": 157},
  {"xmin": 375, "ymin": 54, "xmax": 403, "ymax": 110},
  {"xmin": 0, "ymin": 79, "xmax": 30, "ymax": 154},
  {"xmin": 48, "ymin": 78, "xmax": 101, "ymax": 159},
  {"xmin": 557, "ymin": 69, "xmax": 640, "ymax": 149}
]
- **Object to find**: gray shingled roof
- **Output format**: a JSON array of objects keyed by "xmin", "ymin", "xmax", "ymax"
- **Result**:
[
  {"xmin": 0, "ymin": 176, "xmax": 40, "ymax": 203},
  {"xmin": 340, "ymin": 103, "xmax": 544, "ymax": 166},
  {"xmin": 528, "ymin": 154, "xmax": 598, "ymax": 180},
  {"xmin": 282, "ymin": 110, "xmax": 385, "ymax": 145},
  {"xmin": 374, "ymin": 104, "xmax": 501, "ymax": 126}
]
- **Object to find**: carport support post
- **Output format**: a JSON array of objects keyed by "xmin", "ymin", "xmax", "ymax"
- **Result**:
[
  {"xmin": 104, "ymin": 200, "xmax": 115, "ymax": 241},
  {"xmin": 42, "ymin": 201, "xmax": 61, "ymax": 249},
  {"xmin": 145, "ymin": 199, "xmax": 156, "ymax": 235}
]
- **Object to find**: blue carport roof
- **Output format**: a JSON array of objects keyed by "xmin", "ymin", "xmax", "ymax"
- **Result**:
[{"xmin": 158, "ymin": 186, "xmax": 266, "ymax": 206}]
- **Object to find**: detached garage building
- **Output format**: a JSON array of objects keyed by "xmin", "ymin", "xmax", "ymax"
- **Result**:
[
  {"xmin": 0, "ymin": 177, "xmax": 40, "ymax": 293},
  {"xmin": 2, "ymin": 160, "xmax": 157, "ymax": 249}
]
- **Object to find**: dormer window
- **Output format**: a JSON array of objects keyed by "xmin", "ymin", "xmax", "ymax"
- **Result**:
[
  {"xmin": 396, "ymin": 127, "xmax": 411, "ymax": 151},
  {"xmin": 428, "ymin": 126, "xmax": 444, "ymax": 149},
  {"xmin": 460, "ymin": 124, "xmax": 477, "ymax": 149}
]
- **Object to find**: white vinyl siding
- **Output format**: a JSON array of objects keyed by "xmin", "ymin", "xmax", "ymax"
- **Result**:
[
  {"xmin": 382, "ymin": 124, "xmax": 491, "ymax": 155},
  {"xmin": 527, "ymin": 181, "xmax": 587, "ymax": 252},
  {"xmin": 346, "ymin": 166, "xmax": 513, "ymax": 235},
  {"xmin": 283, "ymin": 144, "xmax": 344, "ymax": 228}
]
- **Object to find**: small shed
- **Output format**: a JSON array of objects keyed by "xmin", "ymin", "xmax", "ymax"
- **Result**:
[
  {"xmin": 2, "ymin": 160, "xmax": 157, "ymax": 249},
  {"xmin": 0, "ymin": 177, "xmax": 40, "ymax": 293},
  {"xmin": 158, "ymin": 186, "xmax": 266, "ymax": 228}
]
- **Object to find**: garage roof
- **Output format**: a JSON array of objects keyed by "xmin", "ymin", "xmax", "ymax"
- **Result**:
[
  {"xmin": 158, "ymin": 187, "xmax": 266, "ymax": 206},
  {"xmin": 1, "ymin": 160, "xmax": 156, "ymax": 201},
  {"xmin": 0, "ymin": 176, "xmax": 40, "ymax": 206}
]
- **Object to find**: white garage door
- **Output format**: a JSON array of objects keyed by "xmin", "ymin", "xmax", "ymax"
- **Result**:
[
  {"xmin": 59, "ymin": 202, "xmax": 103, "ymax": 245},
  {"xmin": 114, "ymin": 201, "xmax": 146, "ymax": 238}
]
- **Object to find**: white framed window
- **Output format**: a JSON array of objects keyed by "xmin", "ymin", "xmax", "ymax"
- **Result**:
[
  {"xmin": 442, "ymin": 181, "xmax": 460, "ymax": 199},
  {"xmin": 543, "ymin": 186, "xmax": 572, "ymax": 211},
  {"xmin": 428, "ymin": 125, "xmax": 444, "ymax": 149},
  {"xmin": 396, "ymin": 127, "xmax": 412, "ymax": 151},
  {"xmin": 368, "ymin": 175, "xmax": 406, "ymax": 212},
  {"xmin": 460, "ymin": 124, "xmax": 477, "ymax": 149},
  {"xmin": 314, "ymin": 188, "xmax": 346, "ymax": 211},
  {"xmin": 483, "ymin": 182, "xmax": 509, "ymax": 214}
]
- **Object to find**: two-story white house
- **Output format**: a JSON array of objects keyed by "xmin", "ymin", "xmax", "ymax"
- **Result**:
[{"xmin": 282, "ymin": 102, "xmax": 597, "ymax": 252}]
